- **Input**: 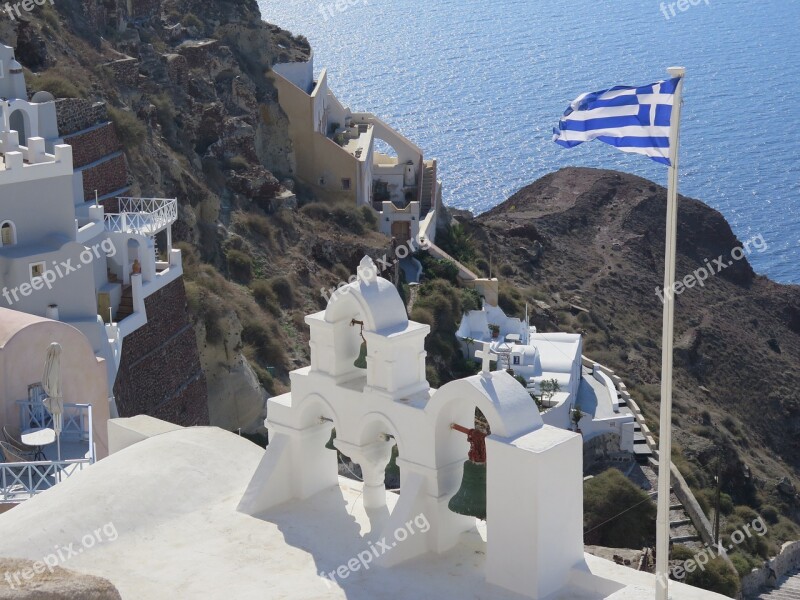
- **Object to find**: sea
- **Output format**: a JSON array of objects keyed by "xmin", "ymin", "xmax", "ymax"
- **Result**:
[{"xmin": 259, "ymin": 0, "xmax": 800, "ymax": 284}]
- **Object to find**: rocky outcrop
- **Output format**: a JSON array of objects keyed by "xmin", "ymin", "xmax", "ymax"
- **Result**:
[{"xmin": 0, "ymin": 558, "xmax": 121, "ymax": 599}]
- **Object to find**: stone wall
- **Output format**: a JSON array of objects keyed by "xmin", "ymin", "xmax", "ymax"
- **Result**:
[
  {"xmin": 113, "ymin": 278, "xmax": 209, "ymax": 426},
  {"xmin": 81, "ymin": 154, "xmax": 128, "ymax": 199},
  {"xmin": 163, "ymin": 54, "xmax": 188, "ymax": 87},
  {"xmin": 176, "ymin": 39, "xmax": 219, "ymax": 69},
  {"xmin": 64, "ymin": 123, "xmax": 121, "ymax": 169},
  {"xmin": 103, "ymin": 58, "xmax": 139, "ymax": 86},
  {"xmin": 742, "ymin": 541, "xmax": 800, "ymax": 598},
  {"xmin": 55, "ymin": 99, "xmax": 108, "ymax": 136}
]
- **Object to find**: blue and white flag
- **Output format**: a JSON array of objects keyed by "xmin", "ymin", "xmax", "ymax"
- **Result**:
[{"xmin": 553, "ymin": 77, "xmax": 680, "ymax": 166}]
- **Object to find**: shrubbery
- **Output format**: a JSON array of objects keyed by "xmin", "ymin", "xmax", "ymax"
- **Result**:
[
  {"xmin": 226, "ymin": 249, "xmax": 253, "ymax": 283},
  {"xmin": 583, "ymin": 468, "xmax": 656, "ymax": 548},
  {"xmin": 108, "ymin": 107, "xmax": 146, "ymax": 148}
]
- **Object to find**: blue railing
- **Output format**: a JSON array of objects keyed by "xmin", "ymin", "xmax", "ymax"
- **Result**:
[
  {"xmin": 17, "ymin": 401, "xmax": 91, "ymax": 443},
  {"xmin": 0, "ymin": 402, "xmax": 95, "ymax": 503}
]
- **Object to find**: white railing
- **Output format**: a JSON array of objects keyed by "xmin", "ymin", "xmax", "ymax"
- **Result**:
[
  {"xmin": 0, "ymin": 459, "xmax": 92, "ymax": 503},
  {"xmin": 17, "ymin": 401, "xmax": 92, "ymax": 443},
  {"xmin": 104, "ymin": 197, "xmax": 177, "ymax": 236}
]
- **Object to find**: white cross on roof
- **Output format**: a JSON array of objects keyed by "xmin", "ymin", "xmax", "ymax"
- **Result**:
[{"xmin": 474, "ymin": 346, "xmax": 496, "ymax": 376}]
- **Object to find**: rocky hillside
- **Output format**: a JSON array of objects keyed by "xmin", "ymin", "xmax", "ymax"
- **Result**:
[
  {"xmin": 1, "ymin": 0, "xmax": 394, "ymax": 434},
  {"xmin": 465, "ymin": 166, "xmax": 800, "ymax": 537}
]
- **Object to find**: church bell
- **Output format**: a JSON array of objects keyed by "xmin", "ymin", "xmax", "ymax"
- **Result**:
[
  {"xmin": 351, "ymin": 318, "xmax": 367, "ymax": 369},
  {"xmin": 448, "ymin": 459, "xmax": 487, "ymax": 520},
  {"xmin": 354, "ymin": 340, "xmax": 368, "ymax": 369},
  {"xmin": 447, "ymin": 424, "xmax": 488, "ymax": 520}
]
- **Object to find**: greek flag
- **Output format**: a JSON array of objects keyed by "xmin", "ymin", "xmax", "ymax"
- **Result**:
[{"xmin": 553, "ymin": 77, "xmax": 680, "ymax": 166}]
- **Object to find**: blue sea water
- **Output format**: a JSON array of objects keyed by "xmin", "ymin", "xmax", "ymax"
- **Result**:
[{"xmin": 259, "ymin": 0, "xmax": 800, "ymax": 284}]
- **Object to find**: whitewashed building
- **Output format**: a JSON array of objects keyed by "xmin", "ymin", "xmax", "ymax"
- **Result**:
[
  {"xmin": 456, "ymin": 302, "xmax": 635, "ymax": 441},
  {"xmin": 0, "ymin": 42, "xmax": 182, "ymax": 415}
]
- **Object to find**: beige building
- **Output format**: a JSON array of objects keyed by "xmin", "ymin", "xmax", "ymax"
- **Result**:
[{"xmin": 271, "ymin": 56, "xmax": 441, "ymax": 243}]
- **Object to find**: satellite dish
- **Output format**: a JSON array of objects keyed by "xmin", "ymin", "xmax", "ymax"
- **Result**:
[{"xmin": 31, "ymin": 91, "xmax": 56, "ymax": 103}]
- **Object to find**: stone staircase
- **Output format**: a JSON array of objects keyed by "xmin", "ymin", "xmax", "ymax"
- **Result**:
[
  {"xmin": 754, "ymin": 569, "xmax": 800, "ymax": 599},
  {"xmin": 420, "ymin": 161, "xmax": 436, "ymax": 216},
  {"xmin": 116, "ymin": 285, "xmax": 134, "ymax": 320}
]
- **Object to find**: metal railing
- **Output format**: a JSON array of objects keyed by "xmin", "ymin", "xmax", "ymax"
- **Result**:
[
  {"xmin": 17, "ymin": 401, "xmax": 92, "ymax": 443},
  {"xmin": 104, "ymin": 197, "xmax": 177, "ymax": 236},
  {"xmin": 0, "ymin": 459, "xmax": 92, "ymax": 503},
  {"xmin": 1, "ymin": 401, "xmax": 96, "ymax": 502}
]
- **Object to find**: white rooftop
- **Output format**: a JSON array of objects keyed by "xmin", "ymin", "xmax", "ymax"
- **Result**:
[{"xmin": 0, "ymin": 427, "xmax": 727, "ymax": 599}]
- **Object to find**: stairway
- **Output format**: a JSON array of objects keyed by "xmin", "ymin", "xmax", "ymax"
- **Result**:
[
  {"xmin": 755, "ymin": 569, "xmax": 800, "ymax": 599},
  {"xmin": 420, "ymin": 161, "xmax": 436, "ymax": 216},
  {"xmin": 116, "ymin": 285, "xmax": 134, "ymax": 320}
]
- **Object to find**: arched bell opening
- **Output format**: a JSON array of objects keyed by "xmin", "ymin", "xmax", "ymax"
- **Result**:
[{"xmin": 429, "ymin": 375, "xmax": 542, "ymax": 525}]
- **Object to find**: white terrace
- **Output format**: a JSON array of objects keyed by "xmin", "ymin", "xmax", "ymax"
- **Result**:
[{"xmin": 104, "ymin": 197, "xmax": 178, "ymax": 237}]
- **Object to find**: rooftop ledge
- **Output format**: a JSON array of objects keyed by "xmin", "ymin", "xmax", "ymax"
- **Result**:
[{"xmin": 0, "ymin": 136, "xmax": 73, "ymax": 181}]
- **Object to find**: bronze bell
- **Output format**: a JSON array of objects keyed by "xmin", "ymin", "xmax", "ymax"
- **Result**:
[
  {"xmin": 351, "ymin": 318, "xmax": 367, "ymax": 369},
  {"xmin": 448, "ymin": 459, "xmax": 487, "ymax": 520},
  {"xmin": 354, "ymin": 340, "xmax": 368, "ymax": 369},
  {"xmin": 325, "ymin": 428, "xmax": 337, "ymax": 450},
  {"xmin": 447, "ymin": 424, "xmax": 488, "ymax": 520}
]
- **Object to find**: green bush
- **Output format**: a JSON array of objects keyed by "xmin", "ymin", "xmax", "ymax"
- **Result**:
[
  {"xmin": 226, "ymin": 249, "xmax": 253, "ymax": 283},
  {"xmin": 671, "ymin": 544, "xmax": 696, "ymax": 561},
  {"xmin": 241, "ymin": 321, "xmax": 286, "ymax": 367},
  {"xmin": 414, "ymin": 279, "xmax": 463, "ymax": 335},
  {"xmin": 181, "ymin": 12, "xmax": 203, "ymax": 28},
  {"xmin": 410, "ymin": 307, "xmax": 435, "ymax": 328},
  {"xmin": 760, "ymin": 505, "xmax": 780, "ymax": 525},
  {"xmin": 250, "ymin": 279, "xmax": 281, "ymax": 316},
  {"xmin": 683, "ymin": 557, "xmax": 739, "ymax": 598},
  {"xmin": 108, "ymin": 107, "xmax": 145, "ymax": 148},
  {"xmin": 436, "ymin": 223, "xmax": 475, "ymax": 263},
  {"xmin": 418, "ymin": 254, "xmax": 460, "ymax": 284},
  {"xmin": 460, "ymin": 287, "xmax": 483, "ymax": 312},
  {"xmin": 583, "ymin": 468, "xmax": 656, "ymax": 548},
  {"xmin": 30, "ymin": 73, "xmax": 82, "ymax": 98},
  {"xmin": 300, "ymin": 201, "xmax": 373, "ymax": 234},
  {"xmin": 268, "ymin": 276, "xmax": 295, "ymax": 309},
  {"xmin": 151, "ymin": 93, "xmax": 178, "ymax": 143}
]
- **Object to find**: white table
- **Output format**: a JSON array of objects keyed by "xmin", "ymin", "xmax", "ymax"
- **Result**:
[{"xmin": 21, "ymin": 427, "xmax": 55, "ymax": 461}]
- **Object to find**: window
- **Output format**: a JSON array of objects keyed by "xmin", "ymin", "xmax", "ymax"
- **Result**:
[
  {"xmin": 341, "ymin": 178, "xmax": 351, "ymax": 191},
  {"xmin": 513, "ymin": 356, "xmax": 521, "ymax": 366},
  {"xmin": 30, "ymin": 261, "xmax": 46, "ymax": 280},
  {"xmin": 0, "ymin": 221, "xmax": 15, "ymax": 246}
]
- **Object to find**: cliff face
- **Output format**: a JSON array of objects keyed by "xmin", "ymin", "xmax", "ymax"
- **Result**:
[{"xmin": 472, "ymin": 167, "xmax": 800, "ymax": 515}]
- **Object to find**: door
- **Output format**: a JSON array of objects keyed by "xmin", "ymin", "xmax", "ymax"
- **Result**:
[{"xmin": 391, "ymin": 220, "xmax": 411, "ymax": 244}]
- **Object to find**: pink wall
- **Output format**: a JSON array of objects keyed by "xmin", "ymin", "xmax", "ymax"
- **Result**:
[{"xmin": 0, "ymin": 309, "xmax": 110, "ymax": 458}]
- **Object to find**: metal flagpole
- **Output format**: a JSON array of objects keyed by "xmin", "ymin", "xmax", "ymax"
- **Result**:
[{"xmin": 655, "ymin": 66, "xmax": 686, "ymax": 600}]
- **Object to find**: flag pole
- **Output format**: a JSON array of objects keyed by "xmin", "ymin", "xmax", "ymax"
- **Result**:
[{"xmin": 655, "ymin": 65, "xmax": 686, "ymax": 600}]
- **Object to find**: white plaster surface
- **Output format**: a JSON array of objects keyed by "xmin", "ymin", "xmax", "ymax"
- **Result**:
[{"xmin": 0, "ymin": 427, "xmax": 728, "ymax": 599}]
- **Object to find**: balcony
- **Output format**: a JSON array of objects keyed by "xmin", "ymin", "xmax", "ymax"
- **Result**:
[
  {"xmin": 0, "ymin": 401, "xmax": 95, "ymax": 503},
  {"xmin": 104, "ymin": 197, "xmax": 178, "ymax": 237}
]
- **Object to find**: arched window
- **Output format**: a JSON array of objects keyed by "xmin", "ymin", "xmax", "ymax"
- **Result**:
[
  {"xmin": 0, "ymin": 221, "xmax": 15, "ymax": 246},
  {"xmin": 8, "ymin": 110, "xmax": 28, "ymax": 146}
]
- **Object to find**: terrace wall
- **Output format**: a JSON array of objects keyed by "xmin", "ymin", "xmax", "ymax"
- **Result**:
[{"xmin": 113, "ymin": 278, "xmax": 209, "ymax": 426}]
